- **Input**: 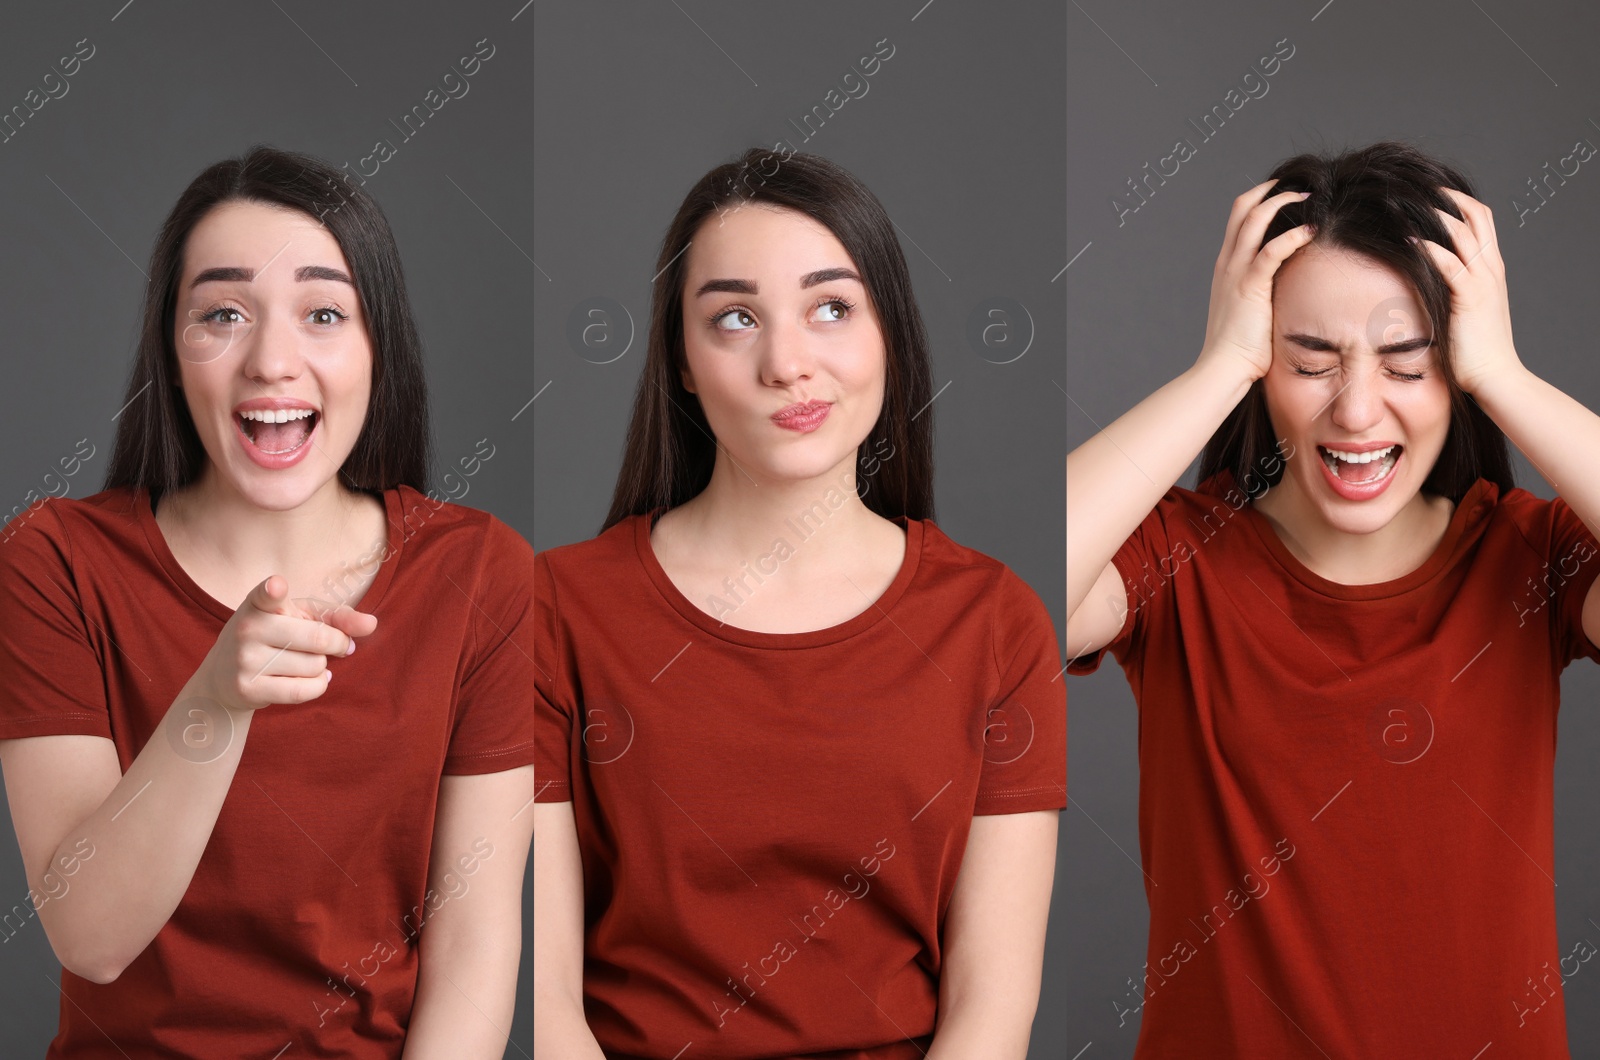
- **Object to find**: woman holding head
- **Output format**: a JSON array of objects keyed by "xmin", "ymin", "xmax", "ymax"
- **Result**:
[
  {"xmin": 533, "ymin": 148, "xmax": 1065, "ymax": 1058},
  {"xmin": 0, "ymin": 145, "xmax": 534, "ymax": 1056},
  {"xmin": 1068, "ymin": 140, "xmax": 1600, "ymax": 1055}
]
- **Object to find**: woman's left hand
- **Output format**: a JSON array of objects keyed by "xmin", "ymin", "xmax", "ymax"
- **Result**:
[{"xmin": 1413, "ymin": 187, "xmax": 1527, "ymax": 396}]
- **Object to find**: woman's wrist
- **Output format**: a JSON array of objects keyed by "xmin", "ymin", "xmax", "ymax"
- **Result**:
[{"xmin": 1192, "ymin": 343, "xmax": 1266, "ymax": 399}]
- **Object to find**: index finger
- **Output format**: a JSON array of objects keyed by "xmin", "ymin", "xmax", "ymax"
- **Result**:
[{"xmin": 257, "ymin": 609, "xmax": 355, "ymax": 659}]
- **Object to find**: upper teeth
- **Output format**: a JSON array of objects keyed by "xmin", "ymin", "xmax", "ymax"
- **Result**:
[
  {"xmin": 1323, "ymin": 445, "xmax": 1396, "ymax": 463},
  {"xmin": 240, "ymin": 408, "xmax": 315, "ymax": 423}
]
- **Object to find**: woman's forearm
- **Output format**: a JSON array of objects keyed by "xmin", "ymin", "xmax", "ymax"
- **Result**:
[
  {"xmin": 533, "ymin": 986, "xmax": 607, "ymax": 1059},
  {"xmin": 40, "ymin": 679, "xmax": 255, "ymax": 982},
  {"xmin": 1067, "ymin": 354, "xmax": 1256, "ymax": 621},
  {"xmin": 400, "ymin": 942, "xmax": 519, "ymax": 1058},
  {"xmin": 1469, "ymin": 363, "xmax": 1600, "ymax": 541},
  {"xmin": 927, "ymin": 1004, "xmax": 1032, "ymax": 1059}
]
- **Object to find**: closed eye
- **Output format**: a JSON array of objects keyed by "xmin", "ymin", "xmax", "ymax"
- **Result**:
[{"xmin": 1291, "ymin": 365, "xmax": 1426, "ymax": 382}]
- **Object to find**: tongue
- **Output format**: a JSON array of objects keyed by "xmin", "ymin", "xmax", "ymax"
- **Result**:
[
  {"xmin": 252, "ymin": 417, "xmax": 312, "ymax": 453},
  {"xmin": 1339, "ymin": 456, "xmax": 1386, "ymax": 484}
]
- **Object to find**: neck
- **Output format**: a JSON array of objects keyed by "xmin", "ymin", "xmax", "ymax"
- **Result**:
[
  {"xmin": 668, "ymin": 449, "xmax": 882, "ymax": 563},
  {"xmin": 1254, "ymin": 471, "xmax": 1445, "ymax": 582},
  {"xmin": 159, "ymin": 466, "xmax": 371, "ymax": 573}
]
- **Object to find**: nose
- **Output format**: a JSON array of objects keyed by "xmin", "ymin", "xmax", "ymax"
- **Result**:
[
  {"xmin": 758, "ymin": 314, "xmax": 816, "ymax": 387},
  {"xmin": 1327, "ymin": 364, "xmax": 1385, "ymax": 433},
  {"xmin": 240, "ymin": 308, "xmax": 306, "ymax": 385}
]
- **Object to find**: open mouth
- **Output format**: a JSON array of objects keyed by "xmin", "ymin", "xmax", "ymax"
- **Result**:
[
  {"xmin": 1318, "ymin": 443, "xmax": 1401, "ymax": 485},
  {"xmin": 237, "ymin": 409, "xmax": 318, "ymax": 455}
]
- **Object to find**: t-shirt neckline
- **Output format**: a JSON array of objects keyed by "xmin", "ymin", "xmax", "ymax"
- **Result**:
[
  {"xmin": 633, "ymin": 508, "xmax": 924, "ymax": 648},
  {"xmin": 134, "ymin": 484, "xmax": 406, "ymax": 622},
  {"xmin": 1230, "ymin": 474, "xmax": 1495, "ymax": 600}
]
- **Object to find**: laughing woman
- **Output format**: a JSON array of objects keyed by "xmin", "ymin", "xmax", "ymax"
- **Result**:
[
  {"xmin": 1067, "ymin": 141, "xmax": 1600, "ymax": 1057},
  {"xmin": 533, "ymin": 149, "xmax": 1066, "ymax": 1058},
  {"xmin": 0, "ymin": 146, "xmax": 534, "ymax": 1057}
]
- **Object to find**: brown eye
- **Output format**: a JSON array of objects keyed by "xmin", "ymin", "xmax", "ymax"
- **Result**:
[
  {"xmin": 198, "ymin": 307, "xmax": 244, "ymax": 325},
  {"xmin": 812, "ymin": 298, "xmax": 854, "ymax": 322},
  {"xmin": 711, "ymin": 309, "xmax": 756, "ymax": 331}
]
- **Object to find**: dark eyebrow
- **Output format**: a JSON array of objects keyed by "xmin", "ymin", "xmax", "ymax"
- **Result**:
[
  {"xmin": 695, "ymin": 277, "xmax": 757, "ymax": 297},
  {"xmin": 799, "ymin": 267, "xmax": 861, "ymax": 289},
  {"xmin": 1284, "ymin": 332, "xmax": 1434, "ymax": 355},
  {"xmin": 189, "ymin": 264, "xmax": 354, "ymax": 289},
  {"xmin": 693, "ymin": 267, "xmax": 862, "ymax": 298}
]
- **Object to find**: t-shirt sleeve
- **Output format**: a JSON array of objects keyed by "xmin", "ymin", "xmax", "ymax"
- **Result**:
[
  {"xmin": 974, "ymin": 567, "xmax": 1066, "ymax": 815},
  {"xmin": 1548, "ymin": 494, "xmax": 1600, "ymax": 670},
  {"xmin": 0, "ymin": 502, "xmax": 112, "ymax": 740},
  {"xmin": 440, "ymin": 516, "xmax": 536, "ymax": 775},
  {"xmin": 533, "ymin": 550, "xmax": 572, "ymax": 803},
  {"xmin": 1065, "ymin": 494, "xmax": 1173, "ymax": 676}
]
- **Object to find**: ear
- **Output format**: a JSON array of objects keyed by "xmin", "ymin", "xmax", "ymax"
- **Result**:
[{"xmin": 680, "ymin": 363, "xmax": 697, "ymax": 395}]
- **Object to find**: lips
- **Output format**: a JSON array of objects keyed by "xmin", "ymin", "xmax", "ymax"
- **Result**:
[
  {"xmin": 1316, "ymin": 441, "xmax": 1402, "ymax": 500},
  {"xmin": 772, "ymin": 401, "xmax": 831, "ymax": 433},
  {"xmin": 774, "ymin": 400, "xmax": 830, "ymax": 418}
]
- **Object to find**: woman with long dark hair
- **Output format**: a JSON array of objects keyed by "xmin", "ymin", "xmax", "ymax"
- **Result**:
[
  {"xmin": 0, "ymin": 145, "xmax": 534, "ymax": 1057},
  {"xmin": 1068, "ymin": 140, "xmax": 1600, "ymax": 1056},
  {"xmin": 534, "ymin": 148, "xmax": 1066, "ymax": 1058}
]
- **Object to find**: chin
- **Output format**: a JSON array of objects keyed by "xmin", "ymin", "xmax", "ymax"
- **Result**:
[
  {"xmin": 748, "ymin": 448, "xmax": 854, "ymax": 486},
  {"xmin": 1313, "ymin": 475, "xmax": 1416, "ymax": 528},
  {"xmin": 241, "ymin": 480, "xmax": 318, "ymax": 511},
  {"xmin": 1322, "ymin": 502, "xmax": 1400, "ymax": 534},
  {"xmin": 223, "ymin": 462, "xmax": 333, "ymax": 510}
]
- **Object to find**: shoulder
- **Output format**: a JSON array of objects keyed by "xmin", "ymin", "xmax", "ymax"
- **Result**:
[
  {"xmin": 534, "ymin": 515, "xmax": 648, "ymax": 648},
  {"xmin": 914, "ymin": 521, "xmax": 1059, "ymax": 675},
  {"xmin": 0, "ymin": 486, "xmax": 143, "ymax": 571},
  {"xmin": 534, "ymin": 512, "xmax": 645, "ymax": 583},
  {"xmin": 392, "ymin": 484, "xmax": 530, "ymax": 558},
  {"xmin": 1473, "ymin": 481, "xmax": 1560, "ymax": 542},
  {"xmin": 1495, "ymin": 484, "xmax": 1557, "ymax": 519},
  {"xmin": 1487, "ymin": 482, "xmax": 1600, "ymax": 560},
  {"xmin": 912, "ymin": 519, "xmax": 1051, "ymax": 614},
  {"xmin": 389, "ymin": 487, "xmax": 535, "ymax": 613},
  {"xmin": 0, "ymin": 488, "xmax": 146, "ymax": 618}
]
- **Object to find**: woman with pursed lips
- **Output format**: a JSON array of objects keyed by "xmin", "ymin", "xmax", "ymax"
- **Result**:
[{"xmin": 534, "ymin": 148, "xmax": 1065, "ymax": 1059}]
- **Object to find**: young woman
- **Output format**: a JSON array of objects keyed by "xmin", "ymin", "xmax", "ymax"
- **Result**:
[
  {"xmin": 1067, "ymin": 140, "xmax": 1600, "ymax": 1056},
  {"xmin": 534, "ymin": 148, "xmax": 1066, "ymax": 1059},
  {"xmin": 0, "ymin": 145, "xmax": 534, "ymax": 1057}
]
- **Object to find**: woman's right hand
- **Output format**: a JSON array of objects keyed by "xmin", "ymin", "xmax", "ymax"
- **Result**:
[
  {"xmin": 1196, "ymin": 180, "xmax": 1318, "ymax": 382},
  {"xmin": 196, "ymin": 575, "xmax": 377, "ymax": 713}
]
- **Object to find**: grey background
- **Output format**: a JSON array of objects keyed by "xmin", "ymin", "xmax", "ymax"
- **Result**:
[
  {"xmin": 533, "ymin": 0, "xmax": 1065, "ymax": 1055},
  {"xmin": 0, "ymin": 1, "xmax": 533, "ymax": 1054},
  {"xmin": 1067, "ymin": 0, "xmax": 1600, "ymax": 1054}
]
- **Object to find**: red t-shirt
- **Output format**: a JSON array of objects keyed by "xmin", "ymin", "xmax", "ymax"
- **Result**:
[
  {"xmin": 534, "ymin": 511, "xmax": 1065, "ymax": 1059},
  {"xmin": 1068, "ymin": 468, "xmax": 1600, "ymax": 1057},
  {"xmin": 0, "ymin": 484, "xmax": 535, "ymax": 1058}
]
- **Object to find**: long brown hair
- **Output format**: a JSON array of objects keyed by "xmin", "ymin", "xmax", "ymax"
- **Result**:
[
  {"xmin": 103, "ymin": 144, "xmax": 433, "ymax": 501},
  {"xmin": 1198, "ymin": 140, "xmax": 1513, "ymax": 503},
  {"xmin": 601, "ymin": 148, "xmax": 935, "ymax": 532}
]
